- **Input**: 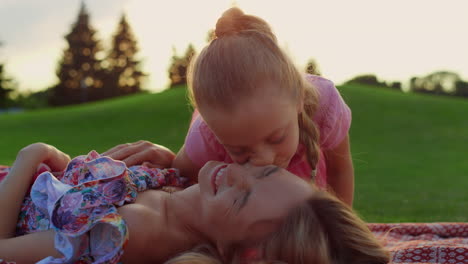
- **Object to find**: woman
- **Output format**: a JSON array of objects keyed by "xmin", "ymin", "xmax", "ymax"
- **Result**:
[{"xmin": 0, "ymin": 143, "xmax": 388, "ymax": 263}]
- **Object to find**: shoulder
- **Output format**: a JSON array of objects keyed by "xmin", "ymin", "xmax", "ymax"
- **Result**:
[
  {"xmin": 187, "ymin": 111, "xmax": 217, "ymax": 144},
  {"xmin": 184, "ymin": 111, "xmax": 227, "ymax": 166},
  {"xmin": 304, "ymin": 74, "xmax": 352, "ymax": 149},
  {"xmin": 304, "ymin": 74, "xmax": 339, "ymax": 109}
]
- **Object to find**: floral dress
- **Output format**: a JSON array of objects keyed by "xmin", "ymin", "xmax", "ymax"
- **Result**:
[{"xmin": 0, "ymin": 151, "xmax": 188, "ymax": 264}]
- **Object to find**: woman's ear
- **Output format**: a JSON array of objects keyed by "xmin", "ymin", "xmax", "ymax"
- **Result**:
[{"xmin": 215, "ymin": 241, "xmax": 226, "ymax": 259}]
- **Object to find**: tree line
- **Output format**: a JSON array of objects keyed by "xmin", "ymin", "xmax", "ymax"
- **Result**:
[
  {"xmin": 170, "ymin": 52, "xmax": 468, "ymax": 99},
  {"xmin": 1, "ymin": 4, "xmax": 467, "ymax": 110},
  {"xmin": 345, "ymin": 71, "xmax": 468, "ymax": 98}
]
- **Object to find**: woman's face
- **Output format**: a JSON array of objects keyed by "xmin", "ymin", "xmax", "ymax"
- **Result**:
[
  {"xmin": 198, "ymin": 161, "xmax": 313, "ymax": 248},
  {"xmin": 199, "ymin": 82, "xmax": 301, "ymax": 169}
]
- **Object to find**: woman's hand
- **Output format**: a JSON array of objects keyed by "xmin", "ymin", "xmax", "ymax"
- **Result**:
[
  {"xmin": 102, "ymin": 140, "xmax": 175, "ymax": 168},
  {"xmin": 16, "ymin": 143, "xmax": 71, "ymax": 172}
]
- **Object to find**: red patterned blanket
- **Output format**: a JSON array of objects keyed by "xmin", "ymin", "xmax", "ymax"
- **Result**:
[{"xmin": 369, "ymin": 223, "xmax": 468, "ymax": 264}]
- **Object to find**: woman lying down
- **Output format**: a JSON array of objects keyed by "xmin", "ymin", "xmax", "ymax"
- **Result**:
[{"xmin": 0, "ymin": 143, "xmax": 389, "ymax": 263}]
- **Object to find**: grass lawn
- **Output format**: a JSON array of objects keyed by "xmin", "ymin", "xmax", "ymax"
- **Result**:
[
  {"xmin": 0, "ymin": 87, "xmax": 193, "ymax": 164},
  {"xmin": 1, "ymin": 84, "xmax": 467, "ymax": 222},
  {"xmin": 340, "ymin": 84, "xmax": 468, "ymax": 222}
]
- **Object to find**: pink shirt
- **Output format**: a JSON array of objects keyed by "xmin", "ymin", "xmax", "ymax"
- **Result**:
[{"xmin": 184, "ymin": 75, "xmax": 351, "ymax": 189}]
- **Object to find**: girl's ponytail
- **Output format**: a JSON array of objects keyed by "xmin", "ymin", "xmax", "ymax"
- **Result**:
[
  {"xmin": 215, "ymin": 7, "xmax": 277, "ymax": 43},
  {"xmin": 299, "ymin": 80, "xmax": 321, "ymax": 178}
]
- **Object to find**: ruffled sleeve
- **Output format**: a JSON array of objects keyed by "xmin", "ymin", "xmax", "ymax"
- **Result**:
[
  {"xmin": 31, "ymin": 152, "xmax": 130, "ymax": 264},
  {"xmin": 308, "ymin": 75, "xmax": 352, "ymax": 150},
  {"xmin": 28, "ymin": 151, "xmax": 188, "ymax": 264}
]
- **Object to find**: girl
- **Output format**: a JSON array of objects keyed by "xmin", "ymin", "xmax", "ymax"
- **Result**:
[
  {"xmin": 104, "ymin": 7, "xmax": 354, "ymax": 206},
  {"xmin": 0, "ymin": 143, "xmax": 387, "ymax": 263}
]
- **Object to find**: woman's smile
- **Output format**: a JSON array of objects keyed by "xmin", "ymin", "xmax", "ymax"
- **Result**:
[{"xmin": 211, "ymin": 164, "xmax": 228, "ymax": 194}]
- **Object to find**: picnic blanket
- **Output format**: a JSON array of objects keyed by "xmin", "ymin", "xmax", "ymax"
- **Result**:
[{"xmin": 369, "ymin": 223, "xmax": 468, "ymax": 264}]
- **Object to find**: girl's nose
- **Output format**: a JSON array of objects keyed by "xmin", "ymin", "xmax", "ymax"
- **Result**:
[
  {"xmin": 226, "ymin": 164, "xmax": 250, "ymax": 190},
  {"xmin": 247, "ymin": 148, "xmax": 275, "ymax": 167}
]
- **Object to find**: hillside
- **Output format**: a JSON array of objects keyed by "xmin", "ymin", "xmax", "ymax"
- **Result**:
[
  {"xmin": 1, "ymin": 84, "xmax": 467, "ymax": 222},
  {"xmin": 0, "ymin": 87, "xmax": 193, "ymax": 164}
]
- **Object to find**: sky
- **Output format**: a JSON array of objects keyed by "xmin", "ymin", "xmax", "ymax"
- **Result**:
[{"xmin": 0, "ymin": 0, "xmax": 467, "ymax": 93}]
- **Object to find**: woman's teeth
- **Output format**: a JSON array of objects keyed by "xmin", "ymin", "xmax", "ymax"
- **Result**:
[{"xmin": 215, "ymin": 167, "xmax": 227, "ymax": 191}]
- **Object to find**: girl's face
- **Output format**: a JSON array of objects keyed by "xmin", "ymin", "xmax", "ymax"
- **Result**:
[
  {"xmin": 197, "ymin": 161, "xmax": 313, "ymax": 248},
  {"xmin": 200, "ymin": 83, "xmax": 301, "ymax": 169}
]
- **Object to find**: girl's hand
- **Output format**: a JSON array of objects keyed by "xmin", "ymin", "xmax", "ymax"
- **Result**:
[
  {"xmin": 17, "ymin": 143, "xmax": 71, "ymax": 172},
  {"xmin": 102, "ymin": 140, "xmax": 175, "ymax": 168}
]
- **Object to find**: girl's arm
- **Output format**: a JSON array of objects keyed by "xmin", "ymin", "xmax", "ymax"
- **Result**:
[
  {"xmin": 324, "ymin": 135, "xmax": 355, "ymax": 207},
  {"xmin": 103, "ymin": 141, "xmax": 202, "ymax": 183},
  {"xmin": 172, "ymin": 145, "xmax": 202, "ymax": 183},
  {"xmin": 102, "ymin": 140, "xmax": 176, "ymax": 168},
  {"xmin": 0, "ymin": 143, "xmax": 70, "ymax": 262}
]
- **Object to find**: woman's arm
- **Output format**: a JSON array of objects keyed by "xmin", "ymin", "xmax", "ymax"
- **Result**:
[
  {"xmin": 0, "ymin": 143, "xmax": 69, "ymax": 262},
  {"xmin": 323, "ymin": 135, "xmax": 355, "ymax": 207},
  {"xmin": 0, "ymin": 230, "xmax": 61, "ymax": 263}
]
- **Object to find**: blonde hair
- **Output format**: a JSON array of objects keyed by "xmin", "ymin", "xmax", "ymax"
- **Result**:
[
  {"xmin": 165, "ymin": 189, "xmax": 390, "ymax": 264},
  {"xmin": 188, "ymin": 7, "xmax": 321, "ymax": 171}
]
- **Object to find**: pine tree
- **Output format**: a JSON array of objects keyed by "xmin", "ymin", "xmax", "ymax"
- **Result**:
[
  {"xmin": 168, "ymin": 44, "xmax": 196, "ymax": 88},
  {"xmin": 0, "ymin": 64, "xmax": 14, "ymax": 109},
  {"xmin": 49, "ymin": 2, "xmax": 103, "ymax": 106},
  {"xmin": 0, "ymin": 42, "xmax": 15, "ymax": 109},
  {"xmin": 105, "ymin": 14, "xmax": 146, "ymax": 96}
]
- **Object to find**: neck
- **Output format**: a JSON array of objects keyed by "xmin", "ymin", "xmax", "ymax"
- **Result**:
[{"xmin": 165, "ymin": 185, "xmax": 211, "ymax": 248}]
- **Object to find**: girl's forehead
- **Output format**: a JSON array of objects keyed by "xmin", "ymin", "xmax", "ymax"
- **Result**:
[
  {"xmin": 203, "ymin": 93, "xmax": 296, "ymax": 124},
  {"xmin": 201, "ymin": 81, "xmax": 296, "ymax": 112},
  {"xmin": 209, "ymin": 112, "xmax": 293, "ymax": 146},
  {"xmin": 199, "ymin": 91, "xmax": 299, "ymax": 144}
]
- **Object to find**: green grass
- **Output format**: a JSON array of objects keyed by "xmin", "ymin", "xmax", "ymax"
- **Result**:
[
  {"xmin": 1, "ymin": 84, "xmax": 467, "ymax": 222},
  {"xmin": 0, "ymin": 87, "xmax": 193, "ymax": 164},
  {"xmin": 340, "ymin": 84, "xmax": 468, "ymax": 222}
]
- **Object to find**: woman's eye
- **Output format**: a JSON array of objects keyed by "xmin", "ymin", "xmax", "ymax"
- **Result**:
[{"xmin": 234, "ymin": 191, "xmax": 251, "ymax": 213}]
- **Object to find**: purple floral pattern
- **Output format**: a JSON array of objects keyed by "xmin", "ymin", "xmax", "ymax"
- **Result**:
[{"xmin": 1, "ymin": 151, "xmax": 188, "ymax": 264}]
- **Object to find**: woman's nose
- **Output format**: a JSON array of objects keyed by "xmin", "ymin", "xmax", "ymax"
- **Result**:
[{"xmin": 226, "ymin": 164, "xmax": 250, "ymax": 189}]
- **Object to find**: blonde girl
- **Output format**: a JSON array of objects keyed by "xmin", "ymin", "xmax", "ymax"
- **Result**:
[{"xmin": 105, "ymin": 7, "xmax": 354, "ymax": 206}]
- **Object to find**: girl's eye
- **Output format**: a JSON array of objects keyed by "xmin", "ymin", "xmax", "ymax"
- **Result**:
[{"xmin": 268, "ymin": 134, "xmax": 286, "ymax": 144}]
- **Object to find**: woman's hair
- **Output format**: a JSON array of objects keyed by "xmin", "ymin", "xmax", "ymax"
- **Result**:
[
  {"xmin": 188, "ymin": 7, "xmax": 321, "ymax": 172},
  {"xmin": 165, "ymin": 188, "xmax": 390, "ymax": 264}
]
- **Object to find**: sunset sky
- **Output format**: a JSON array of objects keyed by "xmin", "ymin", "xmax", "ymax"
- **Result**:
[{"xmin": 0, "ymin": 0, "xmax": 467, "ymax": 93}]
